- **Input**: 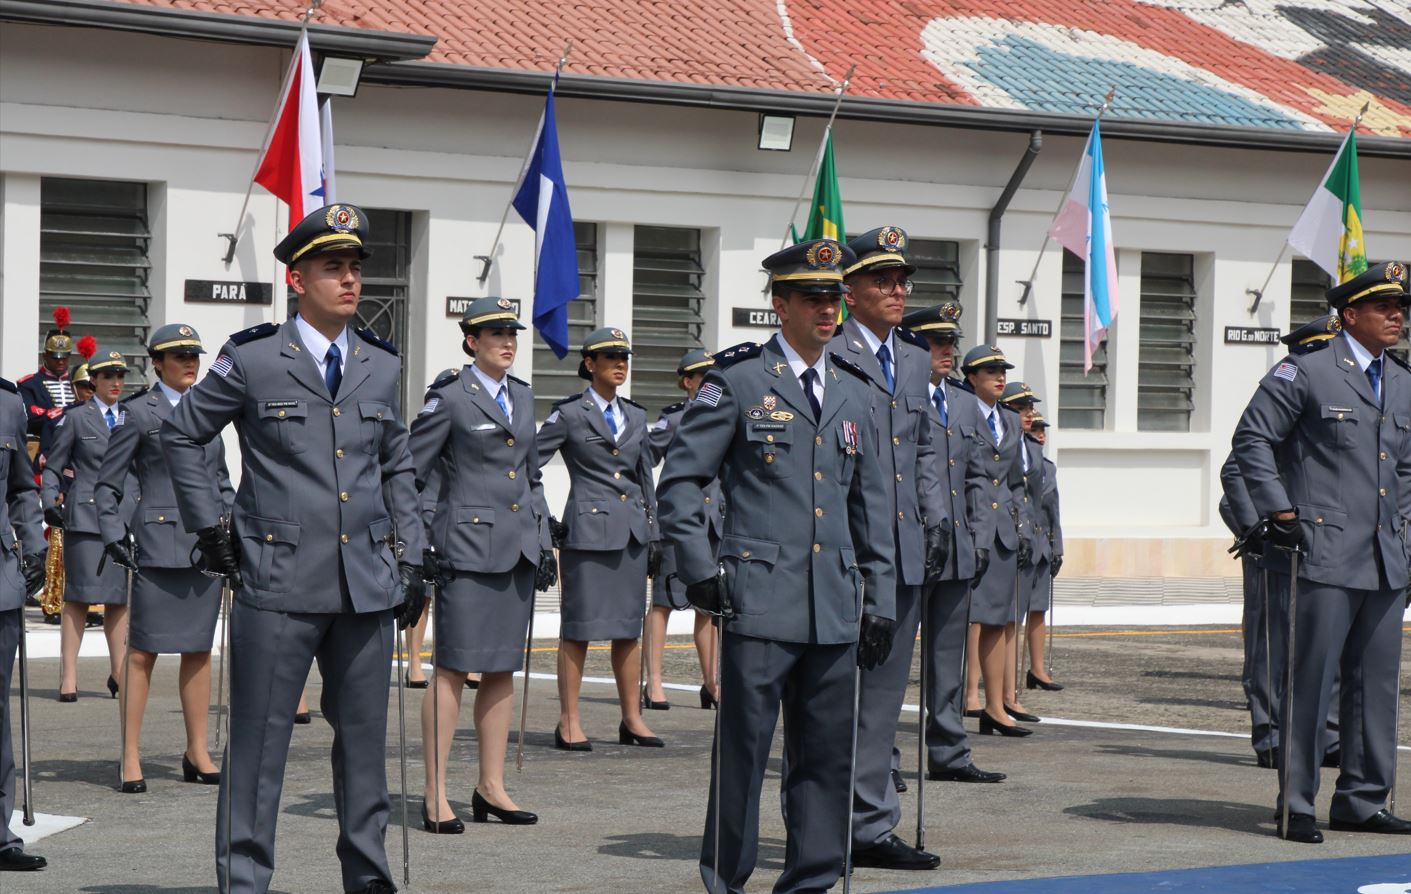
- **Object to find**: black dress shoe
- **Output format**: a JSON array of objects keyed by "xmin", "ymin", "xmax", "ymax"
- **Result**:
[
  {"xmin": 1004, "ymin": 705, "xmax": 1040, "ymax": 723},
  {"xmin": 1277, "ymin": 813, "xmax": 1323, "ymax": 843},
  {"xmin": 962, "ymin": 708, "xmax": 983, "ymax": 719},
  {"xmin": 471, "ymin": 790, "xmax": 538, "ymax": 825},
  {"xmin": 85, "ymin": 611, "xmax": 103, "ymax": 628},
  {"xmin": 1025, "ymin": 670, "xmax": 1064, "ymax": 691},
  {"xmin": 465, "ymin": 678, "xmax": 479, "ymax": 690},
  {"xmin": 405, "ymin": 675, "xmax": 428, "ymax": 690},
  {"xmin": 618, "ymin": 721, "xmax": 664, "ymax": 748},
  {"xmin": 107, "ymin": 674, "xmax": 120, "ymax": 698},
  {"xmin": 293, "ymin": 712, "xmax": 312, "ymax": 725},
  {"xmin": 43, "ymin": 612, "xmax": 60, "ymax": 625},
  {"xmin": 346, "ymin": 880, "xmax": 396, "ymax": 894},
  {"xmin": 700, "ymin": 686, "xmax": 718, "ymax": 710},
  {"xmin": 1255, "ymin": 748, "xmax": 1280, "ymax": 769},
  {"xmin": 642, "ymin": 694, "xmax": 671, "ymax": 711},
  {"xmin": 979, "ymin": 712, "xmax": 1032, "ymax": 738},
  {"xmin": 182, "ymin": 754, "xmax": 221, "ymax": 785},
  {"xmin": 891, "ymin": 768, "xmax": 908, "ymax": 793},
  {"xmin": 554, "ymin": 725, "xmax": 591, "ymax": 752},
  {"xmin": 1329, "ymin": 809, "xmax": 1411, "ymax": 835},
  {"xmin": 850, "ymin": 834, "xmax": 941, "ymax": 871},
  {"xmin": 929, "ymin": 763, "xmax": 1006, "ymax": 783},
  {"xmin": 1321, "ymin": 749, "xmax": 1340, "ymax": 769},
  {"xmin": 57, "ymin": 691, "xmax": 77, "ymax": 703},
  {"xmin": 119, "ymin": 778, "xmax": 147, "ymax": 794},
  {"xmin": 421, "ymin": 802, "xmax": 464, "ymax": 834},
  {"xmin": 0, "ymin": 847, "xmax": 47, "ymax": 871}
]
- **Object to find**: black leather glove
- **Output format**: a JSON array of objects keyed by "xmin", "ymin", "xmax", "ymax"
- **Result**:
[
  {"xmin": 1267, "ymin": 514, "xmax": 1305, "ymax": 551},
  {"xmin": 548, "ymin": 516, "xmax": 568, "ymax": 549},
  {"xmin": 857, "ymin": 613, "xmax": 895, "ymax": 671},
  {"xmin": 43, "ymin": 506, "xmax": 63, "ymax": 529},
  {"xmin": 421, "ymin": 548, "xmax": 453, "ymax": 589},
  {"xmin": 22, "ymin": 552, "xmax": 46, "ymax": 596},
  {"xmin": 972, "ymin": 548, "xmax": 990, "ymax": 584},
  {"xmin": 647, "ymin": 541, "xmax": 663, "ymax": 579},
  {"xmin": 195, "ymin": 525, "xmax": 241, "ymax": 589},
  {"xmin": 535, "ymin": 548, "xmax": 558, "ymax": 592},
  {"xmin": 685, "ymin": 566, "xmax": 729, "ymax": 617},
  {"xmin": 104, "ymin": 539, "xmax": 137, "ymax": 571},
  {"xmin": 923, "ymin": 525, "xmax": 949, "ymax": 585},
  {"xmin": 1050, "ymin": 554, "xmax": 1063, "ymax": 578},
  {"xmin": 396, "ymin": 563, "xmax": 426, "ymax": 630},
  {"xmin": 1017, "ymin": 539, "xmax": 1032, "ymax": 569}
]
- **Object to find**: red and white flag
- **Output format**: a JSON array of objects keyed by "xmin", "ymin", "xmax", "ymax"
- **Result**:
[{"xmin": 254, "ymin": 33, "xmax": 328, "ymax": 233}]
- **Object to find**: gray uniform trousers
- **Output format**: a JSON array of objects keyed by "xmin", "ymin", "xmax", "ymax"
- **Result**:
[
  {"xmin": 1264, "ymin": 568, "xmax": 1342, "ymax": 758},
  {"xmin": 924, "ymin": 579, "xmax": 973, "ymax": 771},
  {"xmin": 0, "ymin": 609, "xmax": 20, "ymax": 852}
]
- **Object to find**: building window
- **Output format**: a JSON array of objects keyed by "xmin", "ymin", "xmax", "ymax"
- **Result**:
[
  {"xmin": 39, "ymin": 177, "xmax": 151, "ymax": 392},
  {"xmin": 533, "ymin": 222, "xmax": 600, "ymax": 421},
  {"xmin": 1137, "ymin": 252, "xmax": 1198, "ymax": 432},
  {"xmin": 1289, "ymin": 258, "xmax": 1330, "ymax": 329},
  {"xmin": 904, "ymin": 238, "xmax": 962, "ymax": 315},
  {"xmin": 1057, "ymin": 251, "xmax": 1109, "ymax": 430},
  {"xmin": 630, "ymin": 225, "xmax": 706, "ymax": 413}
]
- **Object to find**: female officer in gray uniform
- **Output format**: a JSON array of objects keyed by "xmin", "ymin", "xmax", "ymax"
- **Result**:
[
  {"xmin": 536, "ymin": 327, "xmax": 663, "ymax": 750},
  {"xmin": 42, "ymin": 345, "xmax": 136, "ymax": 702},
  {"xmin": 1025, "ymin": 413, "xmax": 1064, "ymax": 690},
  {"xmin": 645, "ymin": 349, "xmax": 722, "ymax": 711},
  {"xmin": 95, "ymin": 324, "xmax": 234, "ymax": 793},
  {"xmin": 998, "ymin": 381, "xmax": 1043, "ymax": 721},
  {"xmin": 411, "ymin": 299, "xmax": 555, "ymax": 831}
]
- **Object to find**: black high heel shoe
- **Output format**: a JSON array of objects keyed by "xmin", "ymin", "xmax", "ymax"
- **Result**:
[
  {"xmin": 465, "ymin": 678, "xmax": 479, "ymax": 690},
  {"xmin": 471, "ymin": 790, "xmax": 537, "ymax": 825},
  {"xmin": 182, "ymin": 754, "xmax": 221, "ymax": 785},
  {"xmin": 119, "ymin": 778, "xmax": 147, "ymax": 794},
  {"xmin": 1004, "ymin": 705, "xmax": 1040, "ymax": 723},
  {"xmin": 979, "ymin": 712, "xmax": 1032, "ymax": 738},
  {"xmin": 421, "ymin": 803, "xmax": 464, "ymax": 834},
  {"xmin": 1026, "ymin": 670, "xmax": 1064, "ymax": 692},
  {"xmin": 405, "ymin": 674, "xmax": 429, "ymax": 690},
  {"xmin": 293, "ymin": 711, "xmax": 312, "ymax": 725},
  {"xmin": 107, "ymin": 675, "xmax": 119, "ymax": 699},
  {"xmin": 58, "ymin": 692, "xmax": 77, "ymax": 703},
  {"xmin": 617, "ymin": 721, "xmax": 664, "ymax": 748},
  {"xmin": 642, "ymin": 692, "xmax": 671, "ymax": 711},
  {"xmin": 554, "ymin": 725, "xmax": 592, "ymax": 752},
  {"xmin": 962, "ymin": 708, "xmax": 983, "ymax": 719},
  {"xmin": 700, "ymin": 686, "xmax": 718, "ymax": 710}
]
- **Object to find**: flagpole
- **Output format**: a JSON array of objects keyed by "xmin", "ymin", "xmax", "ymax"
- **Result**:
[
  {"xmin": 1246, "ymin": 101, "xmax": 1370, "ymax": 314},
  {"xmin": 476, "ymin": 42, "xmax": 573, "ymax": 285},
  {"xmin": 778, "ymin": 64, "xmax": 857, "ymax": 251},
  {"xmin": 219, "ymin": 0, "xmax": 325, "ymax": 264},
  {"xmin": 1016, "ymin": 86, "xmax": 1115, "ymax": 306}
]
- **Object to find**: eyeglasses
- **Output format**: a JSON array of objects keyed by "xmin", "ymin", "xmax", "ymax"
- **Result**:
[{"xmin": 872, "ymin": 276, "xmax": 914, "ymax": 296}]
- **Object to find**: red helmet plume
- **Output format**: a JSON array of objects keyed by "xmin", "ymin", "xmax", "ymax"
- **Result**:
[
  {"xmin": 53, "ymin": 306, "xmax": 71, "ymax": 331},
  {"xmin": 77, "ymin": 335, "xmax": 98, "ymax": 360}
]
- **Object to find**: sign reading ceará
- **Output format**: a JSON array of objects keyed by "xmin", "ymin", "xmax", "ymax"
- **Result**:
[
  {"xmin": 446, "ymin": 297, "xmax": 521, "ymax": 318},
  {"xmin": 1224, "ymin": 326, "xmax": 1281, "ymax": 345},
  {"xmin": 733, "ymin": 308, "xmax": 781, "ymax": 329},
  {"xmin": 184, "ymin": 279, "xmax": 272, "ymax": 305},
  {"xmin": 996, "ymin": 318, "xmax": 1052, "ymax": 338}
]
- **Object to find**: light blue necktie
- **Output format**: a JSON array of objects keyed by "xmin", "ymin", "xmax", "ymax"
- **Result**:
[
  {"xmin": 104, "ymin": 407, "xmax": 116, "ymax": 430},
  {"xmin": 495, "ymin": 385, "xmax": 511, "ymax": 419},
  {"xmin": 325, "ymin": 344, "xmax": 342, "ymax": 399},
  {"xmin": 1367, "ymin": 357, "xmax": 1382, "ymax": 405},
  {"xmin": 933, "ymin": 388, "xmax": 948, "ymax": 426},
  {"xmin": 987, "ymin": 411, "xmax": 999, "ymax": 445},
  {"xmin": 876, "ymin": 343, "xmax": 895, "ymax": 393},
  {"xmin": 604, "ymin": 403, "xmax": 618, "ymax": 436}
]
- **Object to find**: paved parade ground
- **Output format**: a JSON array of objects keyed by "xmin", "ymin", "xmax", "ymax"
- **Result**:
[{"xmin": 10, "ymin": 610, "xmax": 1411, "ymax": 893}]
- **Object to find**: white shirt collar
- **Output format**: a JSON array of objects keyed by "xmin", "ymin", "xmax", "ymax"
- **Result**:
[
  {"xmin": 92, "ymin": 396, "xmax": 119, "ymax": 413},
  {"xmin": 976, "ymin": 396, "xmax": 1004, "ymax": 439},
  {"xmin": 294, "ymin": 314, "xmax": 349, "ymax": 373},
  {"xmin": 470, "ymin": 362, "xmax": 508, "ymax": 394},
  {"xmin": 155, "ymin": 380, "xmax": 185, "ymax": 406},
  {"xmin": 853, "ymin": 322, "xmax": 895, "ymax": 364},
  {"xmin": 585, "ymin": 387, "xmax": 623, "ymax": 440},
  {"xmin": 776, "ymin": 333, "xmax": 828, "ymax": 393},
  {"xmin": 1341, "ymin": 330, "xmax": 1380, "ymax": 369}
]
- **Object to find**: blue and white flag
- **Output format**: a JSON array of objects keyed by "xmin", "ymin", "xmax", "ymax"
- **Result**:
[
  {"xmin": 1049, "ymin": 120, "xmax": 1119, "ymax": 373},
  {"xmin": 512, "ymin": 83, "xmax": 580, "ymax": 359}
]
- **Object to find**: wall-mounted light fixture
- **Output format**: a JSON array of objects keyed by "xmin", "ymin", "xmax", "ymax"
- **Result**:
[
  {"xmin": 758, "ymin": 114, "xmax": 795, "ymax": 151},
  {"xmin": 316, "ymin": 56, "xmax": 365, "ymax": 97}
]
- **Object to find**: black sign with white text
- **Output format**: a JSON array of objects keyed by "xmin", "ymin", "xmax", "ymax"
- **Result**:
[
  {"xmin": 184, "ymin": 280, "xmax": 272, "ymax": 305},
  {"xmin": 1224, "ymin": 326, "xmax": 1281, "ymax": 345},
  {"xmin": 446, "ymin": 297, "xmax": 521, "ymax": 319},
  {"xmin": 732, "ymin": 308, "xmax": 780, "ymax": 329},
  {"xmin": 996, "ymin": 318, "xmax": 1052, "ymax": 338}
]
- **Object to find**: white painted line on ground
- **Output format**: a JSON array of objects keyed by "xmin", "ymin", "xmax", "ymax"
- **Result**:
[{"xmin": 9, "ymin": 812, "xmax": 87, "ymax": 845}]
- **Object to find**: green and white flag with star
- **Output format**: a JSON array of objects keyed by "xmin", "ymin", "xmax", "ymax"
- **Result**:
[{"xmin": 1287, "ymin": 127, "xmax": 1366, "ymax": 284}]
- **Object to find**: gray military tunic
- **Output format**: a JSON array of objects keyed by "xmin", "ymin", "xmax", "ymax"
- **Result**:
[
  {"xmin": 94, "ymin": 386, "xmax": 234, "ymax": 653},
  {"xmin": 649, "ymin": 401, "xmax": 724, "ymax": 610},
  {"xmin": 1232, "ymin": 331, "xmax": 1409, "ymax": 824},
  {"xmin": 966, "ymin": 398, "xmax": 1027, "ymax": 626},
  {"xmin": 1, "ymin": 381, "xmax": 45, "ymax": 853},
  {"xmin": 536, "ymin": 387, "xmax": 658, "ymax": 642},
  {"xmin": 161, "ymin": 319, "xmax": 423, "ymax": 894},
  {"xmin": 1014, "ymin": 435, "xmax": 1046, "ymax": 619},
  {"xmin": 40, "ymin": 398, "xmax": 138, "ymax": 604},
  {"xmin": 411, "ymin": 366, "xmax": 551, "ymax": 673},
  {"xmin": 658, "ymin": 334, "xmax": 896, "ymax": 894}
]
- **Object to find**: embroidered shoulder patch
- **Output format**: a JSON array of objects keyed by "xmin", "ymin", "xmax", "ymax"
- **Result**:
[
  {"xmin": 696, "ymin": 381, "xmax": 724, "ymax": 408},
  {"xmin": 419, "ymin": 397, "xmax": 441, "ymax": 416},
  {"xmin": 1273, "ymin": 362, "xmax": 1298, "ymax": 382},
  {"xmin": 210, "ymin": 355, "xmax": 235, "ymax": 378},
  {"xmin": 544, "ymin": 409, "xmax": 561, "ymax": 425}
]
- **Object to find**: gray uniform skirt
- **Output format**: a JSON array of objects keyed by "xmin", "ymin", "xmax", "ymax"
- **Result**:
[
  {"xmin": 63, "ymin": 532, "xmax": 129, "ymax": 605},
  {"xmin": 969, "ymin": 544, "xmax": 1020, "ymax": 627},
  {"xmin": 130, "ymin": 567, "xmax": 221, "ymax": 654},
  {"xmin": 434, "ymin": 558, "xmax": 535, "ymax": 674},
  {"xmin": 559, "ymin": 541, "xmax": 647, "ymax": 641},
  {"xmin": 1029, "ymin": 559, "xmax": 1052, "ymax": 613}
]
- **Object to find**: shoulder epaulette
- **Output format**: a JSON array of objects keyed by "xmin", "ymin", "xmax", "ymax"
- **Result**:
[
  {"xmin": 429, "ymin": 370, "xmax": 459, "ymax": 391},
  {"xmin": 659, "ymin": 401, "xmax": 685, "ymax": 416},
  {"xmin": 120, "ymin": 386, "xmax": 151, "ymax": 404},
  {"xmin": 16, "ymin": 373, "xmax": 35, "ymax": 384},
  {"xmin": 949, "ymin": 377, "xmax": 976, "ymax": 395},
  {"xmin": 828, "ymin": 352, "xmax": 869, "ymax": 382},
  {"xmin": 552, "ymin": 393, "xmax": 581, "ymax": 408},
  {"xmin": 354, "ymin": 327, "xmax": 400, "ymax": 356},
  {"xmin": 713, "ymin": 341, "xmax": 763, "ymax": 369},
  {"xmin": 507, "ymin": 373, "xmax": 530, "ymax": 388},
  {"xmin": 1290, "ymin": 339, "xmax": 1333, "ymax": 357},
  {"xmin": 620, "ymin": 396, "xmax": 645, "ymax": 410},
  {"xmin": 0, "ymin": 377, "xmax": 15, "ymax": 394},
  {"xmin": 229, "ymin": 322, "xmax": 278, "ymax": 346},
  {"xmin": 896, "ymin": 327, "xmax": 929, "ymax": 351}
]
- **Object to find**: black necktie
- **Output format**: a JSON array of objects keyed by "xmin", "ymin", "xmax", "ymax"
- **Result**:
[{"xmin": 801, "ymin": 369, "xmax": 822, "ymax": 421}]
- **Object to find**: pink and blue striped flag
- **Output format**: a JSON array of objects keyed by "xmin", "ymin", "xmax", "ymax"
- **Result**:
[{"xmin": 1049, "ymin": 120, "xmax": 1119, "ymax": 373}]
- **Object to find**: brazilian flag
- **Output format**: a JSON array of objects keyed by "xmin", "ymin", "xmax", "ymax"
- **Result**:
[{"xmin": 793, "ymin": 130, "xmax": 848, "ymax": 318}]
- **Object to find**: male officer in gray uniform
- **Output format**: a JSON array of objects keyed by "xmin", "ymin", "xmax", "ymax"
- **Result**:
[
  {"xmin": 836, "ymin": 227, "xmax": 946, "ymax": 871},
  {"xmin": 1233, "ymin": 261, "xmax": 1411, "ymax": 843},
  {"xmin": 658, "ymin": 238, "xmax": 896, "ymax": 894},
  {"xmin": 162, "ymin": 204, "xmax": 426, "ymax": 894},
  {"xmin": 0, "ymin": 378, "xmax": 48, "ymax": 872},
  {"xmin": 902, "ymin": 303, "xmax": 1006, "ymax": 785}
]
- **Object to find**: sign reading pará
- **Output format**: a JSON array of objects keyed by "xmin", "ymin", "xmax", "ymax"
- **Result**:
[{"xmin": 184, "ymin": 280, "xmax": 273, "ymax": 305}]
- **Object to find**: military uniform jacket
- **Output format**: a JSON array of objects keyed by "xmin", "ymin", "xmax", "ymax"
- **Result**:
[
  {"xmin": 1017, "ymin": 436, "xmax": 1048, "ymax": 562},
  {"xmin": 536, "ymin": 388, "xmax": 658, "ymax": 552},
  {"xmin": 657, "ymin": 335, "xmax": 897, "ymax": 645},
  {"xmin": 650, "ymin": 402, "xmax": 725, "ymax": 540},
  {"xmin": 410, "ymin": 368, "xmax": 551, "ymax": 573},
  {"xmin": 1232, "ymin": 334, "xmax": 1411, "ymax": 592},
  {"xmin": 1218, "ymin": 450, "xmax": 1259, "ymax": 538},
  {"xmin": 17, "ymin": 370, "xmax": 75, "ymax": 439},
  {"xmin": 94, "ymin": 388, "xmax": 235, "ymax": 568},
  {"xmin": 923, "ymin": 378, "xmax": 979, "ymax": 581},
  {"xmin": 964, "ymin": 398, "xmax": 1027, "ymax": 554},
  {"xmin": 160, "ymin": 320, "xmax": 424, "ymax": 614},
  {"xmin": 1040, "ymin": 456, "xmax": 1063, "ymax": 558},
  {"xmin": 41, "ymin": 399, "xmax": 137, "ymax": 536},
  {"xmin": 833, "ymin": 319, "xmax": 944, "ymax": 586},
  {"xmin": 2, "ymin": 383, "xmax": 43, "ymax": 610}
]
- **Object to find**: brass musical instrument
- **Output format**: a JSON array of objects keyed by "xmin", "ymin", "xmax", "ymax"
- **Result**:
[{"xmin": 40, "ymin": 526, "xmax": 64, "ymax": 615}]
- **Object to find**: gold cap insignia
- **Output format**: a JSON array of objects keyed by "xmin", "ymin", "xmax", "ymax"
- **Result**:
[
  {"xmin": 109, "ymin": 351, "xmax": 122, "ymax": 359},
  {"xmin": 497, "ymin": 298, "xmax": 513, "ymax": 309},
  {"xmin": 878, "ymin": 227, "xmax": 906, "ymax": 251},
  {"xmin": 178, "ymin": 325, "xmax": 194, "ymax": 336},
  {"xmin": 1326, "ymin": 316, "xmax": 1342, "ymax": 334},
  {"xmin": 806, "ymin": 240, "xmax": 840, "ymax": 269},
  {"xmin": 611, "ymin": 328, "xmax": 626, "ymax": 339},
  {"xmin": 1389, "ymin": 262, "xmax": 1406, "ymax": 283},
  {"xmin": 940, "ymin": 302, "xmax": 962, "ymax": 322},
  {"xmin": 326, "ymin": 205, "xmax": 360, "ymax": 232}
]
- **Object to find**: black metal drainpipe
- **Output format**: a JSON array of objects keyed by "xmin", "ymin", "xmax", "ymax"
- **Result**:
[{"xmin": 985, "ymin": 130, "xmax": 1044, "ymax": 344}]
